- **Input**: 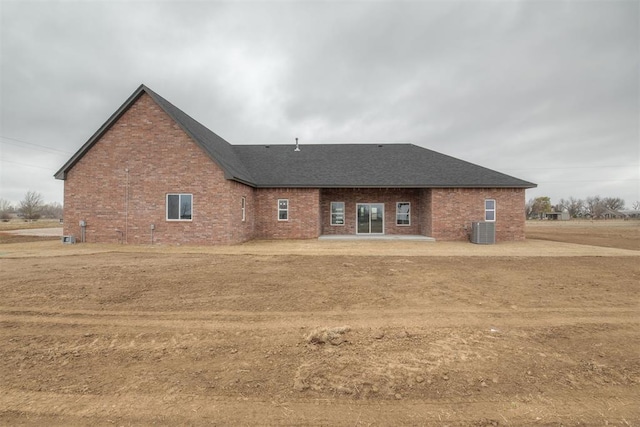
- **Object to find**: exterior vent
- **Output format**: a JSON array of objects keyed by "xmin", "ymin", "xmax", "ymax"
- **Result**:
[{"xmin": 471, "ymin": 222, "xmax": 495, "ymax": 244}]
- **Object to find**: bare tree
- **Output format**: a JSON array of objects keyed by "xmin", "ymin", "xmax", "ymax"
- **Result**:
[
  {"xmin": 633, "ymin": 201, "xmax": 640, "ymax": 210},
  {"xmin": 41, "ymin": 202, "xmax": 63, "ymax": 219},
  {"xmin": 559, "ymin": 197, "xmax": 584, "ymax": 218},
  {"xmin": 602, "ymin": 197, "xmax": 625, "ymax": 211},
  {"xmin": 19, "ymin": 191, "xmax": 43, "ymax": 221},
  {"xmin": 0, "ymin": 198, "xmax": 12, "ymax": 222},
  {"xmin": 180, "ymin": 199, "xmax": 191, "ymax": 220},
  {"xmin": 584, "ymin": 195, "xmax": 606, "ymax": 219},
  {"xmin": 525, "ymin": 199, "xmax": 535, "ymax": 219}
]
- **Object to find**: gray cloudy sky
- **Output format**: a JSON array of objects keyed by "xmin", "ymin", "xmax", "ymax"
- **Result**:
[{"xmin": 1, "ymin": 0, "xmax": 638, "ymax": 207}]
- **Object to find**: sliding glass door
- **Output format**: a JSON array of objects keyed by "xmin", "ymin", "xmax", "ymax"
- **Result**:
[{"xmin": 356, "ymin": 203, "xmax": 384, "ymax": 234}]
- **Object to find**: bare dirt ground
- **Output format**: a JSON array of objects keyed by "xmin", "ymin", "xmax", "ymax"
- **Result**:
[
  {"xmin": 0, "ymin": 220, "xmax": 62, "ymax": 245},
  {"xmin": 0, "ymin": 221, "xmax": 638, "ymax": 426},
  {"xmin": 0, "ymin": 219, "xmax": 62, "ymax": 231},
  {"xmin": 526, "ymin": 220, "xmax": 639, "ymax": 251}
]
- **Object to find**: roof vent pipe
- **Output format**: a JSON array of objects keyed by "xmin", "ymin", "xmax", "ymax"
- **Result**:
[{"xmin": 294, "ymin": 137, "xmax": 300, "ymax": 152}]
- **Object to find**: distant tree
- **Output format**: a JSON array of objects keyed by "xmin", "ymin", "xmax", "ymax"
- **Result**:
[
  {"xmin": 559, "ymin": 197, "xmax": 584, "ymax": 218},
  {"xmin": 40, "ymin": 202, "xmax": 63, "ymax": 219},
  {"xmin": 181, "ymin": 199, "xmax": 191, "ymax": 220},
  {"xmin": 602, "ymin": 197, "xmax": 625, "ymax": 211},
  {"xmin": 19, "ymin": 191, "xmax": 43, "ymax": 221},
  {"xmin": 525, "ymin": 199, "xmax": 535, "ymax": 219},
  {"xmin": 584, "ymin": 195, "xmax": 606, "ymax": 219},
  {"xmin": 633, "ymin": 201, "xmax": 640, "ymax": 210},
  {"xmin": 0, "ymin": 198, "xmax": 12, "ymax": 222},
  {"xmin": 529, "ymin": 196, "xmax": 552, "ymax": 219}
]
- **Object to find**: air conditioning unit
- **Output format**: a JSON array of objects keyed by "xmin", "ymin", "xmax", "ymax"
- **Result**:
[
  {"xmin": 471, "ymin": 222, "xmax": 495, "ymax": 244},
  {"xmin": 61, "ymin": 235, "xmax": 76, "ymax": 244}
]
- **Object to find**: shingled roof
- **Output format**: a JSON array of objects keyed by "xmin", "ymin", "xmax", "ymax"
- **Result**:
[
  {"xmin": 55, "ymin": 84, "xmax": 536, "ymax": 189},
  {"xmin": 54, "ymin": 85, "xmax": 254, "ymax": 183},
  {"xmin": 233, "ymin": 143, "xmax": 535, "ymax": 188}
]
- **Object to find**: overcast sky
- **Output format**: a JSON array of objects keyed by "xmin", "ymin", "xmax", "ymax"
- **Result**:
[{"xmin": 1, "ymin": 0, "xmax": 638, "ymax": 208}]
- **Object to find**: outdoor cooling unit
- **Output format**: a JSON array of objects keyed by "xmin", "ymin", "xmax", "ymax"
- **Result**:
[
  {"xmin": 61, "ymin": 235, "xmax": 76, "ymax": 244},
  {"xmin": 471, "ymin": 222, "xmax": 495, "ymax": 245}
]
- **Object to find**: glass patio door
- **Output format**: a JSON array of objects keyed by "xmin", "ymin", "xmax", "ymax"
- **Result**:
[{"xmin": 356, "ymin": 203, "xmax": 384, "ymax": 234}]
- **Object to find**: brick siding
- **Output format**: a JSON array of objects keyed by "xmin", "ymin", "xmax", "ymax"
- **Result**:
[
  {"xmin": 254, "ymin": 188, "xmax": 321, "ymax": 239},
  {"xmin": 319, "ymin": 187, "xmax": 524, "ymax": 241},
  {"xmin": 320, "ymin": 188, "xmax": 422, "ymax": 235},
  {"xmin": 429, "ymin": 188, "xmax": 526, "ymax": 242},
  {"xmin": 419, "ymin": 188, "xmax": 432, "ymax": 237},
  {"xmin": 63, "ymin": 93, "xmax": 255, "ymax": 245}
]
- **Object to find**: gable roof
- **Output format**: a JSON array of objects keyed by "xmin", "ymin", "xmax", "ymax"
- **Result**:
[
  {"xmin": 55, "ymin": 84, "xmax": 536, "ymax": 189},
  {"xmin": 54, "ymin": 84, "xmax": 254, "ymax": 183}
]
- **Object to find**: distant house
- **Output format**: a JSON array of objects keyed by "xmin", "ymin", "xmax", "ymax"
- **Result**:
[
  {"xmin": 602, "ymin": 208, "xmax": 632, "ymax": 220},
  {"xmin": 54, "ymin": 85, "xmax": 536, "ymax": 245},
  {"xmin": 618, "ymin": 210, "xmax": 640, "ymax": 219},
  {"xmin": 545, "ymin": 211, "xmax": 570, "ymax": 221}
]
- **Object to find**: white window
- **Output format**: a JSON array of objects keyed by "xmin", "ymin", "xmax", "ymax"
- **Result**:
[
  {"xmin": 241, "ymin": 197, "xmax": 246, "ymax": 222},
  {"xmin": 278, "ymin": 199, "xmax": 289, "ymax": 221},
  {"xmin": 166, "ymin": 194, "xmax": 192, "ymax": 221},
  {"xmin": 485, "ymin": 199, "xmax": 496, "ymax": 222},
  {"xmin": 331, "ymin": 202, "xmax": 345, "ymax": 226},
  {"xmin": 396, "ymin": 202, "xmax": 410, "ymax": 225}
]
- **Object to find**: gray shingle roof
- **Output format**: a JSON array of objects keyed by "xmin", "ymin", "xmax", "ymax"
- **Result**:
[
  {"xmin": 233, "ymin": 143, "xmax": 535, "ymax": 188},
  {"xmin": 56, "ymin": 84, "xmax": 536, "ymax": 189},
  {"xmin": 144, "ymin": 87, "xmax": 255, "ymax": 184},
  {"xmin": 54, "ymin": 84, "xmax": 254, "ymax": 184}
]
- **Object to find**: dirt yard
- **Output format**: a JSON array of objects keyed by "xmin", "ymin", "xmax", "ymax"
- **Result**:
[
  {"xmin": 0, "ymin": 219, "xmax": 62, "ymax": 245},
  {"xmin": 526, "ymin": 220, "xmax": 639, "ymax": 251},
  {"xmin": 0, "ymin": 221, "xmax": 638, "ymax": 425}
]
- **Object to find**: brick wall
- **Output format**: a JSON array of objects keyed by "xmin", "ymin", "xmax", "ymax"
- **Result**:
[
  {"xmin": 63, "ymin": 93, "xmax": 255, "ymax": 245},
  {"xmin": 320, "ymin": 188, "xmax": 422, "ymax": 235},
  {"xmin": 419, "ymin": 188, "xmax": 432, "ymax": 237},
  {"xmin": 316, "ymin": 187, "xmax": 524, "ymax": 241},
  {"xmin": 225, "ymin": 180, "xmax": 256, "ymax": 243},
  {"xmin": 429, "ymin": 188, "xmax": 526, "ymax": 242},
  {"xmin": 254, "ymin": 188, "xmax": 321, "ymax": 239}
]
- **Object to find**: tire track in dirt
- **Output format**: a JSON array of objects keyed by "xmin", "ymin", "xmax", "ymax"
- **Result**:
[
  {"xmin": 2, "ymin": 307, "xmax": 638, "ymax": 332},
  {"xmin": 1, "ymin": 388, "xmax": 638, "ymax": 425}
]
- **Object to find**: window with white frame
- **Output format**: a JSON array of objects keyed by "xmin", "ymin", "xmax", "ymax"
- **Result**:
[
  {"xmin": 166, "ymin": 193, "xmax": 192, "ymax": 221},
  {"xmin": 241, "ymin": 196, "xmax": 246, "ymax": 222},
  {"xmin": 396, "ymin": 202, "xmax": 410, "ymax": 225},
  {"xmin": 278, "ymin": 199, "xmax": 289, "ymax": 221},
  {"xmin": 331, "ymin": 202, "xmax": 345, "ymax": 225},
  {"xmin": 485, "ymin": 199, "xmax": 496, "ymax": 222}
]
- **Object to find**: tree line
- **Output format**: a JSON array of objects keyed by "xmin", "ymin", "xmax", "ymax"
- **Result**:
[
  {"xmin": 526, "ymin": 195, "xmax": 639, "ymax": 219},
  {"xmin": 0, "ymin": 191, "xmax": 63, "ymax": 222}
]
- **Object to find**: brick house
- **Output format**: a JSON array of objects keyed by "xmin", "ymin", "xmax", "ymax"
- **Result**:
[{"xmin": 55, "ymin": 85, "xmax": 536, "ymax": 245}]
